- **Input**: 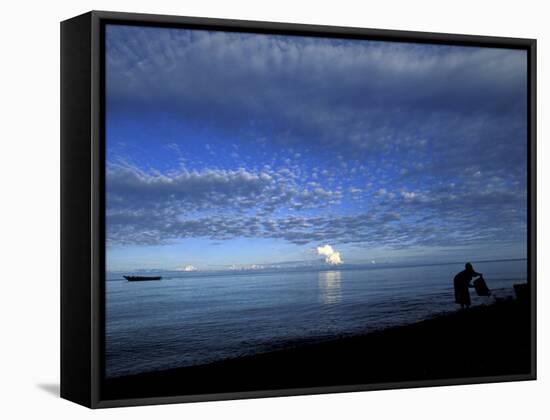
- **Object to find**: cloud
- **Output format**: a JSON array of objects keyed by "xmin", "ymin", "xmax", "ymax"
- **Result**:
[
  {"xmin": 106, "ymin": 176, "xmax": 527, "ymax": 249},
  {"xmin": 106, "ymin": 162, "xmax": 341, "ymax": 216},
  {"xmin": 317, "ymin": 244, "xmax": 343, "ymax": 265},
  {"xmin": 104, "ymin": 26, "xmax": 528, "ymax": 258},
  {"xmin": 228, "ymin": 264, "xmax": 265, "ymax": 271},
  {"xmin": 106, "ymin": 25, "xmax": 527, "ymax": 168}
]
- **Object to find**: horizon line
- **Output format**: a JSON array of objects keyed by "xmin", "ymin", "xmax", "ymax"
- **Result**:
[{"xmin": 106, "ymin": 256, "xmax": 527, "ymax": 275}]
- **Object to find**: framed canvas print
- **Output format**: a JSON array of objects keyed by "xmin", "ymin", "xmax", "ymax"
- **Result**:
[{"xmin": 60, "ymin": 11, "xmax": 536, "ymax": 408}]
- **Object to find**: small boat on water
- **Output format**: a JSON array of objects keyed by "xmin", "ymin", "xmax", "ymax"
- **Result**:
[{"xmin": 124, "ymin": 275, "xmax": 162, "ymax": 282}]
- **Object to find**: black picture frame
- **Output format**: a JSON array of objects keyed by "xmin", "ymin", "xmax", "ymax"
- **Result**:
[{"xmin": 61, "ymin": 10, "xmax": 537, "ymax": 409}]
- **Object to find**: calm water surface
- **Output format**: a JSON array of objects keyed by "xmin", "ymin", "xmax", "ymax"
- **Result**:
[{"xmin": 105, "ymin": 259, "xmax": 526, "ymax": 377}]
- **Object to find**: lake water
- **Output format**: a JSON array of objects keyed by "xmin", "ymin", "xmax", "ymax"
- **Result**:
[{"xmin": 105, "ymin": 259, "xmax": 527, "ymax": 378}]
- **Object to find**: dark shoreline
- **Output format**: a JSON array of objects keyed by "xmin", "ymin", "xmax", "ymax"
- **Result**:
[{"xmin": 103, "ymin": 298, "xmax": 532, "ymax": 400}]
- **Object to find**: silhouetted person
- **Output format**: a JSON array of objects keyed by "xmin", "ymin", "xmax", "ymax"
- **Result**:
[{"xmin": 454, "ymin": 262, "xmax": 482, "ymax": 309}]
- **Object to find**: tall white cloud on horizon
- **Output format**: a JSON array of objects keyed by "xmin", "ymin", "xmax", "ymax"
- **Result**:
[{"xmin": 317, "ymin": 244, "xmax": 343, "ymax": 265}]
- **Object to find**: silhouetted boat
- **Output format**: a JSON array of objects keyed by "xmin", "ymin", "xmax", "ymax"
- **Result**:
[{"xmin": 124, "ymin": 275, "xmax": 162, "ymax": 282}]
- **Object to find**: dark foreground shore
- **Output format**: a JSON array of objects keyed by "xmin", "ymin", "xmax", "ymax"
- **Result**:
[{"xmin": 103, "ymin": 298, "xmax": 532, "ymax": 400}]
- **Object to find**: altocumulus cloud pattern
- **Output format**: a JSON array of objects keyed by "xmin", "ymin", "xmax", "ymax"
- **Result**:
[{"xmin": 105, "ymin": 25, "xmax": 527, "ymax": 269}]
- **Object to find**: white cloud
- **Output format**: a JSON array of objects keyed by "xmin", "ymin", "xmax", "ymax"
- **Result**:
[
  {"xmin": 228, "ymin": 264, "xmax": 264, "ymax": 271},
  {"xmin": 401, "ymin": 191, "xmax": 417, "ymax": 200},
  {"xmin": 317, "ymin": 244, "xmax": 343, "ymax": 265}
]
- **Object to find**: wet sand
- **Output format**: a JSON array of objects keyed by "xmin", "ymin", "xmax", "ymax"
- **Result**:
[{"xmin": 103, "ymin": 298, "xmax": 533, "ymax": 401}]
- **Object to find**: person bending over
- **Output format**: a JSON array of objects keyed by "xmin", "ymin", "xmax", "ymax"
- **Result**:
[{"xmin": 453, "ymin": 262, "xmax": 482, "ymax": 309}]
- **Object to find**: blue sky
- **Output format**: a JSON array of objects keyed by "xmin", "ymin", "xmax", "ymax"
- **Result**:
[{"xmin": 105, "ymin": 24, "xmax": 528, "ymax": 272}]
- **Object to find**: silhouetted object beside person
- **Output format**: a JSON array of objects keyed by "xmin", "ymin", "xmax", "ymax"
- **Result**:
[
  {"xmin": 454, "ymin": 263, "xmax": 482, "ymax": 309},
  {"xmin": 473, "ymin": 276, "xmax": 491, "ymax": 297}
]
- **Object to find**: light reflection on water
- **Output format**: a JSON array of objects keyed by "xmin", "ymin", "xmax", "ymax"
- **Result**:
[{"xmin": 318, "ymin": 271, "xmax": 342, "ymax": 304}]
